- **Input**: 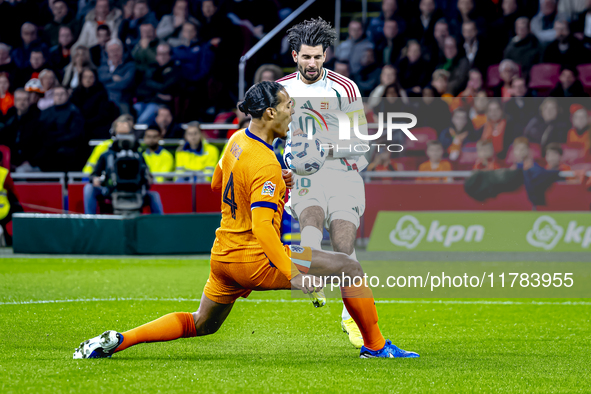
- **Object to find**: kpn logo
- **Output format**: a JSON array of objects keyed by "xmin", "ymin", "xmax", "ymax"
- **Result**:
[
  {"xmin": 389, "ymin": 215, "xmax": 484, "ymax": 249},
  {"xmin": 526, "ymin": 216, "xmax": 591, "ymax": 250}
]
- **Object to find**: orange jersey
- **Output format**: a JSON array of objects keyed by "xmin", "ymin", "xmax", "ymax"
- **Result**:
[
  {"xmin": 210, "ymin": 129, "xmax": 286, "ymax": 264},
  {"xmin": 418, "ymin": 160, "xmax": 452, "ymax": 182}
]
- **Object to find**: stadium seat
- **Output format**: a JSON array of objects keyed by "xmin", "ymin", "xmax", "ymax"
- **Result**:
[
  {"xmin": 0, "ymin": 145, "xmax": 10, "ymax": 169},
  {"xmin": 457, "ymin": 142, "xmax": 478, "ymax": 170},
  {"xmin": 528, "ymin": 63, "xmax": 561, "ymax": 94},
  {"xmin": 505, "ymin": 142, "xmax": 542, "ymax": 165},
  {"xmin": 560, "ymin": 143, "xmax": 587, "ymax": 165},
  {"xmin": 577, "ymin": 64, "xmax": 591, "ymax": 95},
  {"xmin": 404, "ymin": 127, "xmax": 437, "ymax": 152},
  {"xmin": 204, "ymin": 111, "xmax": 237, "ymax": 139}
]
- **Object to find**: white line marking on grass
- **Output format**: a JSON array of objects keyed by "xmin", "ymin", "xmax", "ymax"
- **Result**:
[{"xmin": 0, "ymin": 298, "xmax": 590, "ymax": 306}]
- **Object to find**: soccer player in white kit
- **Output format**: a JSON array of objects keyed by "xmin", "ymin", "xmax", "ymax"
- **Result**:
[{"xmin": 278, "ymin": 18, "xmax": 368, "ymax": 348}]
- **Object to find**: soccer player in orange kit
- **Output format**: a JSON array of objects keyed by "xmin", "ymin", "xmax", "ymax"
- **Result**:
[{"xmin": 73, "ymin": 81, "xmax": 419, "ymax": 359}]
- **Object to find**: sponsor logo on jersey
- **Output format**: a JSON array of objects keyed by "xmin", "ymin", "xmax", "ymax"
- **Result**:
[{"xmin": 261, "ymin": 181, "xmax": 276, "ymax": 197}]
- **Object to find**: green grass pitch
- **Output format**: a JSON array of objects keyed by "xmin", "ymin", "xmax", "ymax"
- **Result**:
[{"xmin": 1, "ymin": 257, "xmax": 590, "ymax": 393}]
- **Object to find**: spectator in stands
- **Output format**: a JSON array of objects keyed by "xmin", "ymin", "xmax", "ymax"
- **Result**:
[
  {"xmin": 504, "ymin": 76, "xmax": 537, "ymax": 135},
  {"xmin": 570, "ymin": 0, "xmax": 591, "ymax": 48},
  {"xmin": 0, "ymin": 73, "xmax": 13, "ymax": 117},
  {"xmin": 0, "ymin": 44, "xmax": 17, "ymax": 85},
  {"xmin": 423, "ymin": 18, "xmax": 449, "ymax": 66},
  {"xmin": 84, "ymin": 115, "xmax": 163, "ymax": 214},
  {"xmin": 411, "ymin": 0, "xmax": 444, "ymax": 42},
  {"xmin": 415, "ymin": 85, "xmax": 451, "ymax": 131},
  {"xmin": 119, "ymin": 0, "xmax": 158, "ymax": 50},
  {"xmin": 172, "ymin": 22, "xmax": 214, "ymax": 121},
  {"xmin": 559, "ymin": 0, "xmax": 590, "ymax": 21},
  {"xmin": 470, "ymin": 90, "xmax": 489, "ymax": 129},
  {"xmin": 473, "ymin": 139, "xmax": 502, "ymax": 170},
  {"xmin": 542, "ymin": 19, "xmax": 590, "ymax": 67},
  {"xmin": 75, "ymin": 0, "xmax": 123, "ymax": 49},
  {"xmin": 0, "ymin": 89, "xmax": 41, "ymax": 169},
  {"xmin": 490, "ymin": 0, "xmax": 520, "ymax": 53},
  {"xmin": 491, "ymin": 59, "xmax": 519, "ymax": 101},
  {"xmin": 374, "ymin": 84, "xmax": 411, "ymax": 129},
  {"xmin": 43, "ymin": 1, "xmax": 80, "ymax": 48},
  {"xmin": 135, "ymin": 43, "xmax": 179, "ymax": 125},
  {"xmin": 367, "ymin": 0, "xmax": 407, "ymax": 40},
  {"xmin": 396, "ymin": 40, "xmax": 431, "ymax": 95},
  {"xmin": 452, "ymin": 69, "xmax": 483, "ymax": 111},
  {"xmin": 35, "ymin": 86, "xmax": 85, "ymax": 172},
  {"xmin": 510, "ymin": 136, "xmax": 535, "ymax": 169},
  {"xmin": 550, "ymin": 67, "xmax": 589, "ymax": 97},
  {"xmin": 175, "ymin": 121, "xmax": 219, "ymax": 182},
  {"xmin": 37, "ymin": 69, "xmax": 59, "ymax": 111},
  {"xmin": 335, "ymin": 19, "xmax": 373, "ymax": 76},
  {"xmin": 544, "ymin": 142, "xmax": 571, "ymax": 171},
  {"xmin": 373, "ymin": 20, "xmax": 405, "ymax": 66},
  {"xmin": 480, "ymin": 99, "xmax": 513, "ymax": 157},
  {"xmin": 62, "ymin": 46, "xmax": 94, "ymax": 90},
  {"xmin": 531, "ymin": 0, "xmax": 566, "ymax": 46},
  {"xmin": 567, "ymin": 104, "xmax": 591, "ymax": 153},
  {"xmin": 71, "ymin": 67, "xmax": 118, "ymax": 140},
  {"xmin": 18, "ymin": 49, "xmax": 49, "ymax": 88},
  {"xmin": 367, "ymin": 150, "xmax": 402, "ymax": 173},
  {"xmin": 334, "ymin": 60, "xmax": 351, "ymax": 78},
  {"xmin": 368, "ymin": 65, "xmax": 401, "ymax": 108},
  {"xmin": 142, "ymin": 125, "xmax": 174, "ymax": 183},
  {"xmin": 461, "ymin": 21, "xmax": 494, "ymax": 76},
  {"xmin": 98, "ymin": 39, "xmax": 136, "ymax": 114},
  {"xmin": 504, "ymin": 17, "xmax": 541, "ymax": 79},
  {"xmin": 524, "ymin": 98, "xmax": 568, "ymax": 148},
  {"xmin": 157, "ymin": 0, "xmax": 199, "ymax": 46},
  {"xmin": 11, "ymin": 23, "xmax": 48, "ymax": 69},
  {"xmin": 24, "ymin": 78, "xmax": 44, "ymax": 108},
  {"xmin": 131, "ymin": 22, "xmax": 159, "ymax": 76},
  {"xmin": 49, "ymin": 26, "xmax": 74, "ymax": 75},
  {"xmin": 254, "ymin": 64, "xmax": 283, "ymax": 84},
  {"xmin": 437, "ymin": 36, "xmax": 469, "ymax": 96},
  {"xmin": 449, "ymin": 0, "xmax": 485, "ymax": 37},
  {"xmin": 440, "ymin": 107, "xmax": 479, "ymax": 161},
  {"xmin": 154, "ymin": 106, "xmax": 183, "ymax": 138},
  {"xmin": 418, "ymin": 140, "xmax": 452, "ymax": 182},
  {"xmin": 354, "ymin": 49, "xmax": 382, "ymax": 97},
  {"xmin": 90, "ymin": 25, "xmax": 111, "ymax": 67}
]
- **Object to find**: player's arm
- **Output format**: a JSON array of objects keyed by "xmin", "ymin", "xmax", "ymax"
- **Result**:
[
  {"xmin": 250, "ymin": 165, "xmax": 300, "ymax": 281},
  {"xmin": 211, "ymin": 163, "xmax": 223, "ymax": 192},
  {"xmin": 332, "ymin": 82, "xmax": 368, "ymax": 159}
]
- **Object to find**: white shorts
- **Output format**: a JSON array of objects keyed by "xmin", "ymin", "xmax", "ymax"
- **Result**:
[{"xmin": 289, "ymin": 168, "xmax": 365, "ymax": 229}]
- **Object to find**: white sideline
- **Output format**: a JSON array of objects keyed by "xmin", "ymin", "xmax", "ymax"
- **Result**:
[{"xmin": 0, "ymin": 298, "xmax": 590, "ymax": 306}]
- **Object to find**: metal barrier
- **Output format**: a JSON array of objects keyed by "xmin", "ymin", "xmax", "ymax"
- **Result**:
[
  {"xmin": 66, "ymin": 171, "xmax": 209, "ymax": 184},
  {"xmin": 362, "ymin": 170, "xmax": 591, "ymax": 180}
]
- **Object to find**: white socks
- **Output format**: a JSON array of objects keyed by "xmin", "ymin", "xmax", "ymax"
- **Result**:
[
  {"xmin": 341, "ymin": 249, "xmax": 357, "ymax": 321},
  {"xmin": 300, "ymin": 226, "xmax": 323, "ymax": 250}
]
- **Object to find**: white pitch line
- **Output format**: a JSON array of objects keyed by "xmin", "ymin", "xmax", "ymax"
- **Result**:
[{"xmin": 0, "ymin": 298, "xmax": 590, "ymax": 306}]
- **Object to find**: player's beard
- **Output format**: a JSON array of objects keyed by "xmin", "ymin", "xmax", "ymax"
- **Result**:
[{"xmin": 298, "ymin": 62, "xmax": 322, "ymax": 82}]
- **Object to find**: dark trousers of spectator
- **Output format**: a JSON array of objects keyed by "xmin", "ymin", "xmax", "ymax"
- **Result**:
[{"xmin": 83, "ymin": 184, "xmax": 164, "ymax": 214}]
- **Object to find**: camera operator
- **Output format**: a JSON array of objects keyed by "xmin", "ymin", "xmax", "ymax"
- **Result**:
[{"xmin": 83, "ymin": 115, "xmax": 164, "ymax": 214}]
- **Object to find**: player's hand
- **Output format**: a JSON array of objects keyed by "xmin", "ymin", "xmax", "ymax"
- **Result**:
[
  {"xmin": 282, "ymin": 169, "xmax": 294, "ymax": 189},
  {"xmin": 290, "ymin": 274, "xmax": 323, "ymax": 294},
  {"xmin": 92, "ymin": 177, "xmax": 101, "ymax": 187},
  {"xmin": 292, "ymin": 128, "xmax": 304, "ymax": 136}
]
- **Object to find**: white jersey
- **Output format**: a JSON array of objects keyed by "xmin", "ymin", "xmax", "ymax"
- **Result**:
[{"xmin": 278, "ymin": 68, "xmax": 369, "ymax": 172}]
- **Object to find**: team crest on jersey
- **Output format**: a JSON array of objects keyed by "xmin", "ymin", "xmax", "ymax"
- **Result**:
[
  {"xmin": 261, "ymin": 181, "xmax": 276, "ymax": 197},
  {"xmin": 298, "ymin": 188, "xmax": 309, "ymax": 196}
]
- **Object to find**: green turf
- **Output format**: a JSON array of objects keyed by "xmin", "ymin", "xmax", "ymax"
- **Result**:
[{"xmin": 0, "ymin": 257, "xmax": 590, "ymax": 393}]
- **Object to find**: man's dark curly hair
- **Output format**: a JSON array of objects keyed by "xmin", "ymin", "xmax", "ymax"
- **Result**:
[{"xmin": 286, "ymin": 18, "xmax": 338, "ymax": 53}]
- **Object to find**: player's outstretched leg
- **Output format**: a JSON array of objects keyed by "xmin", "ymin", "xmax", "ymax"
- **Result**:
[
  {"xmin": 308, "ymin": 250, "xmax": 419, "ymax": 358},
  {"xmin": 73, "ymin": 293, "xmax": 233, "ymax": 359}
]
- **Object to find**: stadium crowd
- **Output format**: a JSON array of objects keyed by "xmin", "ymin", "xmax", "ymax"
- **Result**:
[{"xmin": 0, "ymin": 0, "xmax": 590, "ymax": 181}]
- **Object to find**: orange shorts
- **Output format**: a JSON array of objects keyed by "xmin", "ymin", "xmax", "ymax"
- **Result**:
[{"xmin": 203, "ymin": 245, "xmax": 313, "ymax": 304}]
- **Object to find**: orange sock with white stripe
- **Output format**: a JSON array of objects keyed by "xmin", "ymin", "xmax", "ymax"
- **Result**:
[
  {"xmin": 115, "ymin": 312, "xmax": 197, "ymax": 352},
  {"xmin": 341, "ymin": 286, "xmax": 386, "ymax": 351}
]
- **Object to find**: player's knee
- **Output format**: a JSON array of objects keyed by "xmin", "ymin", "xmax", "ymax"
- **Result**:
[
  {"xmin": 300, "ymin": 206, "xmax": 325, "ymax": 229},
  {"xmin": 338, "ymin": 253, "xmax": 363, "ymax": 278},
  {"xmin": 192, "ymin": 311, "xmax": 221, "ymax": 336},
  {"xmin": 332, "ymin": 238, "xmax": 354, "ymax": 255}
]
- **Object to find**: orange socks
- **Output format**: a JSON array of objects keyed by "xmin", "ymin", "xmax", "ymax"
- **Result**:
[
  {"xmin": 115, "ymin": 312, "xmax": 197, "ymax": 352},
  {"xmin": 341, "ymin": 286, "xmax": 386, "ymax": 351}
]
